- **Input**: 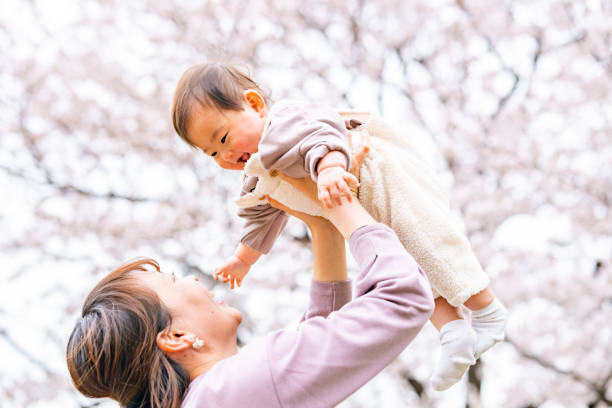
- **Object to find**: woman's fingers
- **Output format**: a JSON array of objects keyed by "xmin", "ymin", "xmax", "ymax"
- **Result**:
[
  {"xmin": 344, "ymin": 172, "xmax": 359, "ymax": 187},
  {"xmin": 348, "ymin": 132, "xmax": 369, "ymax": 199},
  {"xmin": 278, "ymin": 173, "xmax": 319, "ymax": 202},
  {"xmin": 350, "ymin": 131, "xmax": 371, "ymax": 173},
  {"xmin": 269, "ymin": 195, "xmax": 324, "ymax": 227},
  {"xmin": 352, "ymin": 145, "xmax": 370, "ymax": 168},
  {"xmin": 351, "ymin": 144, "xmax": 370, "ymax": 170},
  {"xmin": 268, "ymin": 197, "xmax": 293, "ymax": 214}
]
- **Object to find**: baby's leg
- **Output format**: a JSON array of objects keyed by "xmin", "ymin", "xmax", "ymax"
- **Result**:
[
  {"xmin": 430, "ymin": 297, "xmax": 463, "ymax": 330},
  {"xmin": 464, "ymin": 288, "xmax": 507, "ymax": 358},
  {"xmin": 430, "ymin": 297, "xmax": 476, "ymax": 391}
]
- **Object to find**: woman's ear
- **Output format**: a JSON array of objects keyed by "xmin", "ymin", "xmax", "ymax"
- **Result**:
[
  {"xmin": 243, "ymin": 90, "xmax": 266, "ymax": 117},
  {"xmin": 156, "ymin": 330, "xmax": 201, "ymax": 353}
]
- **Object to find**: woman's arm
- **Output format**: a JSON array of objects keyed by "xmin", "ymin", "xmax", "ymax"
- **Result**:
[
  {"xmin": 268, "ymin": 138, "xmax": 370, "ymax": 319},
  {"xmin": 269, "ymin": 197, "xmax": 347, "ymax": 283},
  {"xmin": 268, "ymin": 197, "xmax": 350, "ymax": 322},
  {"xmin": 266, "ymin": 223, "xmax": 434, "ymax": 407},
  {"xmin": 263, "ymin": 176, "xmax": 434, "ymax": 408}
]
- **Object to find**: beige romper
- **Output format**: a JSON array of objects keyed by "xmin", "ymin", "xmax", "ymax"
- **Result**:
[
  {"xmin": 341, "ymin": 113, "xmax": 489, "ymax": 306},
  {"xmin": 237, "ymin": 103, "xmax": 489, "ymax": 307}
]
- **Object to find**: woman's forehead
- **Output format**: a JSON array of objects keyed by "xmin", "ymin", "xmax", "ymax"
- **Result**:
[{"xmin": 131, "ymin": 269, "xmax": 167, "ymax": 286}]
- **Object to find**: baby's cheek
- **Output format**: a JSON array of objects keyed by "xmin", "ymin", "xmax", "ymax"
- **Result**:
[{"xmin": 232, "ymin": 138, "xmax": 250, "ymax": 152}]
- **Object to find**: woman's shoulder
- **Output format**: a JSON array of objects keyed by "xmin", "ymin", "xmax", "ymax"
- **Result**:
[{"xmin": 181, "ymin": 337, "xmax": 280, "ymax": 408}]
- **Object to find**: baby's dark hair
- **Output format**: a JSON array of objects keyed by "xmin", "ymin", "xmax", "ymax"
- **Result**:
[{"xmin": 172, "ymin": 62, "xmax": 270, "ymax": 147}]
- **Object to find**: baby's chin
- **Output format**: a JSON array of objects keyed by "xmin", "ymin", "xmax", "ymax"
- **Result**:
[
  {"xmin": 216, "ymin": 152, "xmax": 251, "ymax": 170},
  {"xmin": 217, "ymin": 160, "xmax": 246, "ymax": 171}
]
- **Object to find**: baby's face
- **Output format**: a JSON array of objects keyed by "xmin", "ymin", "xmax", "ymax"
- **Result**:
[{"xmin": 187, "ymin": 99, "xmax": 265, "ymax": 170}]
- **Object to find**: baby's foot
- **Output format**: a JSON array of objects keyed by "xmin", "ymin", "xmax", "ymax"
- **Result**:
[
  {"xmin": 471, "ymin": 298, "xmax": 507, "ymax": 358},
  {"xmin": 430, "ymin": 319, "xmax": 476, "ymax": 391}
]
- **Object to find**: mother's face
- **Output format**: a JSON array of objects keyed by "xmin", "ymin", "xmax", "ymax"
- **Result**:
[{"xmin": 136, "ymin": 271, "xmax": 242, "ymax": 345}]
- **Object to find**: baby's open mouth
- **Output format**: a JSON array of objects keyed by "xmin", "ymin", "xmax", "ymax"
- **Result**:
[{"xmin": 238, "ymin": 153, "xmax": 251, "ymax": 164}]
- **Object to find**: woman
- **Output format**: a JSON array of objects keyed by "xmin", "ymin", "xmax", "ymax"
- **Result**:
[{"xmin": 66, "ymin": 171, "xmax": 434, "ymax": 408}]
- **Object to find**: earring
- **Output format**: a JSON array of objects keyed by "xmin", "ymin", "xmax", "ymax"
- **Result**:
[{"xmin": 192, "ymin": 337, "xmax": 204, "ymax": 350}]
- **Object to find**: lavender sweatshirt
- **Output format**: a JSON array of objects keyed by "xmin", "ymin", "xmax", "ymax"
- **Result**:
[
  {"xmin": 181, "ymin": 223, "xmax": 434, "ymax": 408},
  {"xmin": 238, "ymin": 100, "xmax": 351, "ymax": 253}
]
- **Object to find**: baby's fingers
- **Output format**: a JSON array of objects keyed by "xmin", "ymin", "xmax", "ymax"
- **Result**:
[
  {"xmin": 329, "ymin": 184, "xmax": 342, "ymax": 206},
  {"xmin": 338, "ymin": 181, "xmax": 354, "ymax": 203},
  {"xmin": 318, "ymin": 187, "xmax": 332, "ymax": 209}
]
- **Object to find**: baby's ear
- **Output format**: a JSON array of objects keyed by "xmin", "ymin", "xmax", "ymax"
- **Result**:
[{"xmin": 243, "ymin": 90, "xmax": 266, "ymax": 116}]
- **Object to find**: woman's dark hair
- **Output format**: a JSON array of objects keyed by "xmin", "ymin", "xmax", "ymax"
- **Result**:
[
  {"xmin": 171, "ymin": 62, "xmax": 270, "ymax": 147},
  {"xmin": 66, "ymin": 258, "xmax": 190, "ymax": 408}
]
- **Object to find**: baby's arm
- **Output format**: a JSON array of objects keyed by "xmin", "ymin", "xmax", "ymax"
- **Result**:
[
  {"xmin": 214, "ymin": 243, "xmax": 262, "ymax": 289},
  {"xmin": 317, "ymin": 151, "xmax": 359, "ymax": 209}
]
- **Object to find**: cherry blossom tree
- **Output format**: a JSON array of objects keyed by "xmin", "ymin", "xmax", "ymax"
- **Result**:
[{"xmin": 1, "ymin": 0, "xmax": 610, "ymax": 406}]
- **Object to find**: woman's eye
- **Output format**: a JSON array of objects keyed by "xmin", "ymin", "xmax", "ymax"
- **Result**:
[
  {"xmin": 221, "ymin": 134, "xmax": 227, "ymax": 144},
  {"xmin": 211, "ymin": 152, "xmax": 217, "ymax": 157}
]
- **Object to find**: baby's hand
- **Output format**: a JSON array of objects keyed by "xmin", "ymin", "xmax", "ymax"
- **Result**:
[
  {"xmin": 214, "ymin": 256, "xmax": 251, "ymax": 289},
  {"xmin": 317, "ymin": 166, "xmax": 359, "ymax": 209}
]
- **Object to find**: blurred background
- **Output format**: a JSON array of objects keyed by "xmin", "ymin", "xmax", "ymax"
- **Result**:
[{"xmin": 1, "ymin": 0, "xmax": 611, "ymax": 407}]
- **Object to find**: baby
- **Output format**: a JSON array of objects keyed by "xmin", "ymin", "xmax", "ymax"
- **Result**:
[{"xmin": 171, "ymin": 62, "xmax": 507, "ymax": 391}]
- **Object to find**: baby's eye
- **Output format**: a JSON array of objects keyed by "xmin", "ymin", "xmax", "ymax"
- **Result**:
[
  {"xmin": 221, "ymin": 133, "xmax": 227, "ymax": 144},
  {"xmin": 171, "ymin": 272, "xmax": 176, "ymax": 282}
]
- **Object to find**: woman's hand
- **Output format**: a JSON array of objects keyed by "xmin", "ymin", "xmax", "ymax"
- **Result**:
[
  {"xmin": 268, "ymin": 192, "xmax": 332, "ymax": 234},
  {"xmin": 347, "ymin": 130, "xmax": 370, "ymax": 197},
  {"xmin": 268, "ymin": 182, "xmax": 346, "ymax": 283}
]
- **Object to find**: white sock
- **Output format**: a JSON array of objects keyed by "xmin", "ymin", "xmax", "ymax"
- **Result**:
[
  {"xmin": 430, "ymin": 319, "xmax": 476, "ymax": 391},
  {"xmin": 470, "ymin": 298, "xmax": 507, "ymax": 359}
]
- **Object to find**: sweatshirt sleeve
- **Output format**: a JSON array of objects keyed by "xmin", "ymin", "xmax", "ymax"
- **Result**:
[
  {"xmin": 299, "ymin": 280, "xmax": 352, "ymax": 322},
  {"xmin": 266, "ymin": 223, "xmax": 434, "ymax": 408},
  {"xmin": 258, "ymin": 101, "xmax": 351, "ymax": 181},
  {"xmin": 237, "ymin": 175, "xmax": 289, "ymax": 254}
]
